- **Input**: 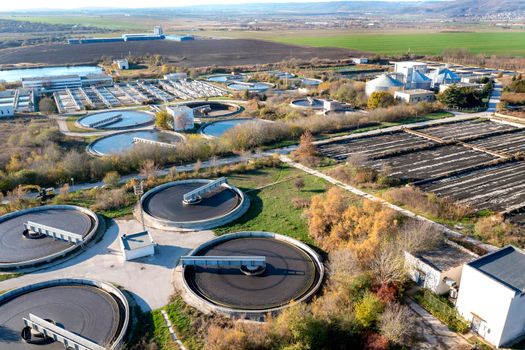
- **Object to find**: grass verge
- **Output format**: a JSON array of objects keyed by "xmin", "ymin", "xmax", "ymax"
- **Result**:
[{"xmin": 214, "ymin": 164, "xmax": 328, "ymax": 243}]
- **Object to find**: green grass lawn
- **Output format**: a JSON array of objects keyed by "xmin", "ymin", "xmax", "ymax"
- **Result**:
[
  {"xmin": 0, "ymin": 273, "xmax": 22, "ymax": 282},
  {"xmin": 266, "ymin": 32, "xmax": 525, "ymax": 56},
  {"xmin": 214, "ymin": 164, "xmax": 328, "ymax": 244}
]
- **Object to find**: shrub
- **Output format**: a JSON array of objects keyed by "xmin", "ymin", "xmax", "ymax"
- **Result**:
[
  {"xmin": 414, "ymin": 289, "xmax": 470, "ymax": 333},
  {"xmin": 103, "ymin": 171, "xmax": 120, "ymax": 187},
  {"xmin": 291, "ymin": 197, "xmax": 310, "ymax": 209},
  {"xmin": 155, "ymin": 109, "xmax": 171, "ymax": 130},
  {"xmin": 383, "ymin": 186, "xmax": 472, "ymax": 221},
  {"xmin": 379, "ymin": 303, "xmax": 416, "ymax": 345},
  {"xmin": 354, "ymin": 292, "xmax": 385, "ymax": 329},
  {"xmin": 91, "ymin": 188, "xmax": 130, "ymax": 211},
  {"xmin": 474, "ymin": 215, "xmax": 521, "ymax": 247},
  {"xmin": 38, "ymin": 96, "xmax": 57, "ymax": 114},
  {"xmin": 367, "ymin": 91, "xmax": 396, "ymax": 109}
]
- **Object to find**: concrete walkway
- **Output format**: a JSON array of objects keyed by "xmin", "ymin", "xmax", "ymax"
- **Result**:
[
  {"xmin": 488, "ymin": 81, "xmax": 503, "ymax": 113},
  {"xmin": 161, "ymin": 309, "xmax": 187, "ymax": 350},
  {"xmin": 405, "ymin": 296, "xmax": 471, "ymax": 349},
  {"xmin": 0, "ymin": 219, "xmax": 214, "ymax": 311}
]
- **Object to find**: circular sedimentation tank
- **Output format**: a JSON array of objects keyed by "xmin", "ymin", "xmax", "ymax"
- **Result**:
[
  {"xmin": 290, "ymin": 98, "xmax": 325, "ymax": 110},
  {"xmin": 87, "ymin": 130, "xmax": 184, "ymax": 156},
  {"xmin": 227, "ymin": 82, "xmax": 272, "ymax": 93},
  {"xmin": 207, "ymin": 74, "xmax": 243, "ymax": 83},
  {"xmin": 300, "ymin": 78, "xmax": 323, "ymax": 87},
  {"xmin": 177, "ymin": 101, "xmax": 242, "ymax": 118},
  {"xmin": 182, "ymin": 231, "xmax": 324, "ymax": 317},
  {"xmin": 199, "ymin": 118, "xmax": 267, "ymax": 138},
  {"xmin": 139, "ymin": 179, "xmax": 249, "ymax": 231},
  {"xmin": 77, "ymin": 110, "xmax": 154, "ymax": 130},
  {"xmin": 0, "ymin": 205, "xmax": 98, "ymax": 269},
  {"xmin": 0, "ymin": 279, "xmax": 129, "ymax": 350}
]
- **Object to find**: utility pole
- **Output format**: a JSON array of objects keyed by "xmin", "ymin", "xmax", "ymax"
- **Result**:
[{"xmin": 133, "ymin": 180, "xmax": 146, "ymax": 232}]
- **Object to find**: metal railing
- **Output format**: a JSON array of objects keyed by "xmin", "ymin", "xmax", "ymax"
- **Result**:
[{"xmin": 23, "ymin": 313, "xmax": 106, "ymax": 350}]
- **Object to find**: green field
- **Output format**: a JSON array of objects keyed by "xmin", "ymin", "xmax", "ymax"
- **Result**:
[
  {"xmin": 0, "ymin": 15, "xmax": 147, "ymax": 31},
  {"xmin": 271, "ymin": 32, "xmax": 525, "ymax": 56}
]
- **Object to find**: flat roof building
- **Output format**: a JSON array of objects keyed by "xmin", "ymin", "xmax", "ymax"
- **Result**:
[
  {"xmin": 22, "ymin": 74, "xmax": 113, "ymax": 92},
  {"xmin": 404, "ymin": 241, "xmax": 477, "ymax": 297},
  {"xmin": 120, "ymin": 231, "xmax": 155, "ymax": 261},
  {"xmin": 114, "ymin": 59, "xmax": 129, "ymax": 70},
  {"xmin": 395, "ymin": 89, "xmax": 435, "ymax": 104},
  {"xmin": 456, "ymin": 246, "xmax": 525, "ymax": 348}
]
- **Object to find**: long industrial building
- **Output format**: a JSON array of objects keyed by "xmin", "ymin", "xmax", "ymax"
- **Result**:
[
  {"xmin": 68, "ymin": 26, "xmax": 194, "ymax": 44},
  {"xmin": 22, "ymin": 74, "xmax": 113, "ymax": 92}
]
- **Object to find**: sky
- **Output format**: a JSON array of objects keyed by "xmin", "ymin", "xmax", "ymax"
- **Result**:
[{"xmin": 2, "ymin": 0, "xmax": 428, "ymax": 11}]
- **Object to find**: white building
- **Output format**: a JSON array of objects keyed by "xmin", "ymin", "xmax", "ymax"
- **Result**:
[
  {"xmin": 404, "ymin": 241, "xmax": 476, "ymax": 296},
  {"xmin": 352, "ymin": 57, "xmax": 369, "ymax": 64},
  {"xmin": 439, "ymin": 82, "xmax": 484, "ymax": 94},
  {"xmin": 456, "ymin": 246, "xmax": 525, "ymax": 348},
  {"xmin": 395, "ymin": 89, "xmax": 436, "ymax": 104},
  {"xmin": 22, "ymin": 74, "xmax": 113, "ymax": 92},
  {"xmin": 393, "ymin": 62, "xmax": 432, "ymax": 90},
  {"xmin": 323, "ymin": 100, "xmax": 343, "ymax": 112},
  {"xmin": 365, "ymin": 74, "xmax": 404, "ymax": 96},
  {"xmin": 0, "ymin": 102, "xmax": 14, "ymax": 117},
  {"xmin": 120, "ymin": 231, "xmax": 155, "ymax": 261},
  {"xmin": 164, "ymin": 72, "xmax": 188, "ymax": 81},
  {"xmin": 428, "ymin": 67, "xmax": 461, "ymax": 89},
  {"xmin": 114, "ymin": 59, "xmax": 129, "ymax": 70},
  {"xmin": 153, "ymin": 25, "xmax": 164, "ymax": 36},
  {"xmin": 167, "ymin": 105, "xmax": 195, "ymax": 131}
]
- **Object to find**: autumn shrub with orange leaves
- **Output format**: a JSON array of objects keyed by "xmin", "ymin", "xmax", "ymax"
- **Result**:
[{"xmin": 307, "ymin": 187, "xmax": 398, "ymax": 260}]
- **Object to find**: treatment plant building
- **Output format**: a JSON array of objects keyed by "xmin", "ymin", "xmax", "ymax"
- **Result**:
[{"xmin": 456, "ymin": 246, "xmax": 525, "ymax": 348}]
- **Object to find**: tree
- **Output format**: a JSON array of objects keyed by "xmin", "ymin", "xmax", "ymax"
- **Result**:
[
  {"xmin": 139, "ymin": 159, "xmax": 159, "ymax": 179},
  {"xmin": 379, "ymin": 303, "xmax": 416, "ymax": 346},
  {"xmin": 155, "ymin": 110, "xmax": 171, "ymax": 130},
  {"xmin": 438, "ymin": 85, "xmax": 483, "ymax": 109},
  {"xmin": 103, "ymin": 171, "xmax": 120, "ymax": 187},
  {"xmin": 291, "ymin": 131, "xmax": 320, "ymax": 166},
  {"xmin": 367, "ymin": 91, "xmax": 395, "ymax": 109},
  {"xmin": 38, "ymin": 96, "xmax": 57, "ymax": 114}
]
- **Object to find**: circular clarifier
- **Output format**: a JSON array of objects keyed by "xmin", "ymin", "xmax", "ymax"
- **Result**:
[
  {"xmin": 78, "ymin": 110, "xmax": 154, "ymax": 130},
  {"xmin": 0, "ymin": 205, "xmax": 98, "ymax": 269},
  {"xmin": 182, "ymin": 232, "xmax": 324, "ymax": 316},
  {"xmin": 87, "ymin": 130, "xmax": 184, "ymax": 156},
  {"xmin": 0, "ymin": 279, "xmax": 129, "ymax": 350},
  {"xmin": 139, "ymin": 179, "xmax": 249, "ymax": 231}
]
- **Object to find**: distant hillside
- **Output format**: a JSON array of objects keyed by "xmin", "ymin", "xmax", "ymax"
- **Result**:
[{"xmin": 420, "ymin": 0, "xmax": 525, "ymax": 16}]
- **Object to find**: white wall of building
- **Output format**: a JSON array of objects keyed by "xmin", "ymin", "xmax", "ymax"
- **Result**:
[
  {"xmin": 167, "ymin": 106, "xmax": 194, "ymax": 131},
  {"xmin": 0, "ymin": 104, "xmax": 14, "ymax": 117},
  {"xmin": 122, "ymin": 244, "xmax": 155, "ymax": 261},
  {"xmin": 456, "ymin": 265, "xmax": 518, "ymax": 347}
]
